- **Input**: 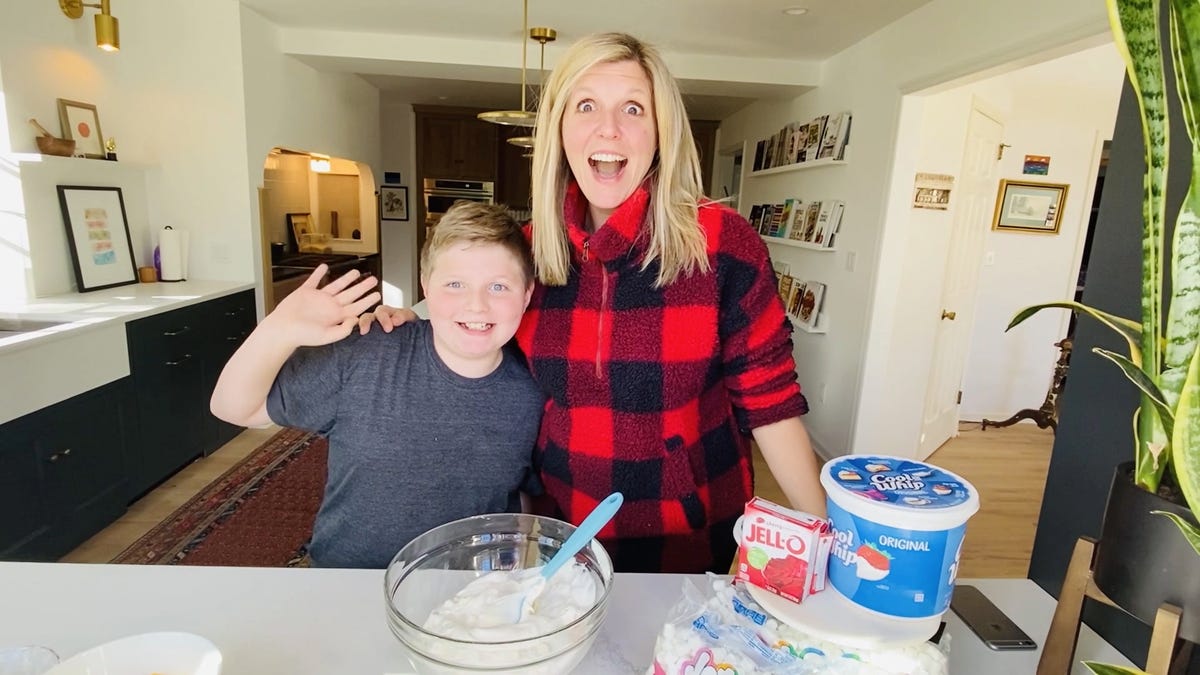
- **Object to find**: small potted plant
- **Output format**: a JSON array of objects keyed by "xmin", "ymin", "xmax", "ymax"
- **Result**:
[{"xmin": 1009, "ymin": 0, "xmax": 1200, "ymax": 665}]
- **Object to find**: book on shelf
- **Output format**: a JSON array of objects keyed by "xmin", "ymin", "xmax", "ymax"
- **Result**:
[
  {"xmin": 749, "ymin": 204, "xmax": 763, "ymax": 233},
  {"xmin": 786, "ymin": 200, "xmax": 808, "ymax": 240},
  {"xmin": 753, "ymin": 140, "xmax": 766, "ymax": 172},
  {"xmin": 800, "ymin": 201, "xmax": 822, "ymax": 243},
  {"xmin": 796, "ymin": 281, "xmax": 826, "ymax": 330},
  {"xmin": 824, "ymin": 201, "xmax": 845, "ymax": 248},
  {"xmin": 777, "ymin": 199, "xmax": 797, "ymax": 239},
  {"xmin": 769, "ymin": 202, "xmax": 787, "ymax": 237},
  {"xmin": 802, "ymin": 115, "xmax": 826, "ymax": 163},
  {"xmin": 778, "ymin": 274, "xmax": 795, "ymax": 304},
  {"xmin": 787, "ymin": 280, "xmax": 806, "ymax": 317}
]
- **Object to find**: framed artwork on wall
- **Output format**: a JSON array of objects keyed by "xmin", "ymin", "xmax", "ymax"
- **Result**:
[
  {"xmin": 56, "ymin": 98, "xmax": 105, "ymax": 159},
  {"xmin": 380, "ymin": 185, "xmax": 409, "ymax": 221},
  {"xmin": 56, "ymin": 185, "xmax": 137, "ymax": 292},
  {"xmin": 991, "ymin": 179, "xmax": 1069, "ymax": 234}
]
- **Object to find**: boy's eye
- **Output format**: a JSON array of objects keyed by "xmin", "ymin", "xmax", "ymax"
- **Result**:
[
  {"xmin": 623, "ymin": 103, "xmax": 644, "ymax": 115},
  {"xmin": 446, "ymin": 281, "xmax": 463, "ymax": 289},
  {"xmin": 490, "ymin": 282, "xmax": 509, "ymax": 292}
]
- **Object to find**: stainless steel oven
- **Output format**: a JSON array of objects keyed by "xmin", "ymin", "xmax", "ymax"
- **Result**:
[{"xmin": 423, "ymin": 179, "xmax": 495, "ymax": 231}]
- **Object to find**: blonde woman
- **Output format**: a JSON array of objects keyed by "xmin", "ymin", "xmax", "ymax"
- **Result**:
[{"xmin": 363, "ymin": 32, "xmax": 824, "ymax": 573}]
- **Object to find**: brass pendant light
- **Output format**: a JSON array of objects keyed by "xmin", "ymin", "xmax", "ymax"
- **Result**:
[
  {"xmin": 478, "ymin": 0, "xmax": 538, "ymax": 127},
  {"xmin": 506, "ymin": 26, "xmax": 557, "ymax": 148}
]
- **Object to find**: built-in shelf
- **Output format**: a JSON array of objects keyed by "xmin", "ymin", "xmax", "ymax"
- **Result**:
[
  {"xmin": 761, "ymin": 236, "xmax": 837, "ymax": 252},
  {"xmin": 789, "ymin": 314, "xmax": 827, "ymax": 334},
  {"xmin": 750, "ymin": 156, "xmax": 848, "ymax": 177}
]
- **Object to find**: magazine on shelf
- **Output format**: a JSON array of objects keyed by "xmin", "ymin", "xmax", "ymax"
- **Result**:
[
  {"xmin": 787, "ymin": 280, "xmax": 806, "ymax": 317},
  {"xmin": 803, "ymin": 116, "xmax": 827, "ymax": 163},
  {"xmin": 777, "ymin": 199, "xmax": 799, "ymax": 239},
  {"xmin": 753, "ymin": 141, "xmax": 766, "ymax": 172},
  {"xmin": 797, "ymin": 281, "xmax": 825, "ymax": 330},
  {"xmin": 824, "ymin": 202, "xmax": 845, "ymax": 248},
  {"xmin": 778, "ymin": 274, "xmax": 795, "ymax": 304},
  {"xmin": 787, "ymin": 200, "xmax": 809, "ymax": 240},
  {"xmin": 800, "ymin": 201, "xmax": 822, "ymax": 243},
  {"xmin": 749, "ymin": 204, "xmax": 763, "ymax": 233}
]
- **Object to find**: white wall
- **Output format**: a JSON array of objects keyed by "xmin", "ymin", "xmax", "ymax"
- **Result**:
[
  {"xmin": 380, "ymin": 99, "xmax": 418, "ymax": 307},
  {"xmin": 239, "ymin": 5, "xmax": 382, "ymax": 312},
  {"xmin": 958, "ymin": 44, "xmax": 1123, "ymax": 421},
  {"xmin": 720, "ymin": 0, "xmax": 1109, "ymax": 457},
  {"xmin": 0, "ymin": 0, "xmax": 254, "ymax": 298}
]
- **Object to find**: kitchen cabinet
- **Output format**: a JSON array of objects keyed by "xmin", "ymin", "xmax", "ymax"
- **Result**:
[
  {"xmin": 497, "ymin": 126, "xmax": 533, "ymax": 211},
  {"xmin": 415, "ymin": 107, "xmax": 498, "ymax": 182},
  {"xmin": 690, "ymin": 119, "xmax": 719, "ymax": 196},
  {"xmin": 126, "ymin": 290, "xmax": 256, "ymax": 497},
  {"xmin": 0, "ymin": 380, "xmax": 130, "ymax": 561}
]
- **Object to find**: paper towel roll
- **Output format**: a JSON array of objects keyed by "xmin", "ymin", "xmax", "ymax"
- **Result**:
[{"xmin": 159, "ymin": 226, "xmax": 188, "ymax": 282}]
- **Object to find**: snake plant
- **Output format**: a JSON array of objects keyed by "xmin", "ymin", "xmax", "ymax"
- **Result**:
[
  {"xmin": 1084, "ymin": 664, "xmax": 1149, "ymax": 675},
  {"xmin": 1009, "ymin": 0, "xmax": 1200, "ymax": 557}
]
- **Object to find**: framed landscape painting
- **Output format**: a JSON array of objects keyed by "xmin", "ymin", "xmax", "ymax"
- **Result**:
[
  {"xmin": 56, "ymin": 185, "xmax": 137, "ymax": 291},
  {"xmin": 991, "ymin": 179, "xmax": 1069, "ymax": 234}
]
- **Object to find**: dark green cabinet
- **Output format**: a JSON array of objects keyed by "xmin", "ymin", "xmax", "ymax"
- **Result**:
[
  {"xmin": 0, "ymin": 380, "xmax": 130, "ymax": 560},
  {"xmin": 125, "ymin": 289, "xmax": 256, "ymax": 498}
]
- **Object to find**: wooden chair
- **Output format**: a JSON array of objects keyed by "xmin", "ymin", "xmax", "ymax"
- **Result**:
[{"xmin": 1038, "ymin": 536, "xmax": 1193, "ymax": 674}]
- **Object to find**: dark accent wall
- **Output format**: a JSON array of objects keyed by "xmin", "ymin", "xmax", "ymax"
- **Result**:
[{"xmin": 1027, "ymin": 17, "xmax": 1196, "ymax": 668}]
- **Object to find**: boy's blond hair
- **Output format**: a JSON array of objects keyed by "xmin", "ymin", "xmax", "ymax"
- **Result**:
[
  {"xmin": 530, "ymin": 32, "xmax": 710, "ymax": 287},
  {"xmin": 419, "ymin": 201, "xmax": 534, "ymax": 286}
]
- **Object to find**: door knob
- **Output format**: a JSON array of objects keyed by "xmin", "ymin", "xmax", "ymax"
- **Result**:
[{"xmin": 941, "ymin": 310, "xmax": 957, "ymax": 321}]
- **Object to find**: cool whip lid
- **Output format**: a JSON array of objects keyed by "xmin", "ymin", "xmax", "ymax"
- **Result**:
[{"xmin": 820, "ymin": 455, "xmax": 979, "ymax": 529}]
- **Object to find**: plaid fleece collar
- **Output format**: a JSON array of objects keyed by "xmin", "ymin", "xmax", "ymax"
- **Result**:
[{"xmin": 563, "ymin": 178, "xmax": 651, "ymax": 263}]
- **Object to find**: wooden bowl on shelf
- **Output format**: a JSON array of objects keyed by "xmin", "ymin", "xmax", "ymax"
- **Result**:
[{"xmin": 36, "ymin": 136, "xmax": 76, "ymax": 157}]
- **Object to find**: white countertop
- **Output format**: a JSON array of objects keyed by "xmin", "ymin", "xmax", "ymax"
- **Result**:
[
  {"xmin": 0, "ymin": 280, "xmax": 254, "ymax": 424},
  {"xmin": 0, "ymin": 563, "xmax": 1132, "ymax": 674}
]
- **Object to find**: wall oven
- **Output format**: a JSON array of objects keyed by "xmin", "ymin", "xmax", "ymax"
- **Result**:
[{"xmin": 423, "ymin": 179, "xmax": 495, "ymax": 231}]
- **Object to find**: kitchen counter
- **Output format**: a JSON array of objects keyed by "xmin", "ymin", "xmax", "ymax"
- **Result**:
[
  {"xmin": 0, "ymin": 280, "xmax": 253, "ymax": 424},
  {"xmin": 0, "ymin": 563, "xmax": 1132, "ymax": 674}
]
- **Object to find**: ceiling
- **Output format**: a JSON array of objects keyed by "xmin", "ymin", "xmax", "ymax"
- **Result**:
[{"xmin": 238, "ymin": 0, "xmax": 933, "ymax": 119}]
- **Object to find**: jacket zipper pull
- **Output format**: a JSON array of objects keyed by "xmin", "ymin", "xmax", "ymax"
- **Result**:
[{"xmin": 582, "ymin": 239, "xmax": 589, "ymax": 262}]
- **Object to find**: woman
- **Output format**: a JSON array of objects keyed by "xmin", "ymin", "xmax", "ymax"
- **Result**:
[{"xmin": 365, "ymin": 32, "xmax": 825, "ymax": 574}]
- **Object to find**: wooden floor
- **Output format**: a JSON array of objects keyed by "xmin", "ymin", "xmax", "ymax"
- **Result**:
[{"xmin": 65, "ymin": 422, "xmax": 1053, "ymax": 577}]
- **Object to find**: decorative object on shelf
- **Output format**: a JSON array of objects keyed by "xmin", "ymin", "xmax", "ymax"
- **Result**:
[
  {"xmin": 506, "ymin": 26, "xmax": 557, "ymax": 149},
  {"xmin": 55, "ymin": 185, "xmax": 137, "ymax": 292},
  {"xmin": 751, "ymin": 199, "xmax": 844, "ymax": 249},
  {"xmin": 104, "ymin": 136, "xmax": 117, "ymax": 161},
  {"xmin": 56, "ymin": 98, "xmax": 105, "ymax": 159},
  {"xmin": 286, "ymin": 212, "xmax": 312, "ymax": 252},
  {"xmin": 990, "ymin": 179, "xmax": 1068, "ymax": 234},
  {"xmin": 59, "ymin": 0, "xmax": 119, "ymax": 52},
  {"xmin": 27, "ymin": 117, "xmax": 75, "ymax": 157},
  {"xmin": 477, "ymin": 0, "xmax": 538, "ymax": 128},
  {"xmin": 752, "ymin": 111, "xmax": 851, "ymax": 173},
  {"xmin": 1010, "ymin": 0, "xmax": 1200, "ymax": 670},
  {"xmin": 981, "ymin": 337, "xmax": 1072, "ymax": 432},
  {"xmin": 380, "ymin": 185, "xmax": 409, "ymax": 221},
  {"xmin": 912, "ymin": 172, "xmax": 954, "ymax": 211}
]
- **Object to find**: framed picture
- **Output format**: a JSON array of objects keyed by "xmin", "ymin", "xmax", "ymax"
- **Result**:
[
  {"xmin": 991, "ymin": 179, "xmax": 1069, "ymax": 234},
  {"xmin": 381, "ymin": 185, "xmax": 409, "ymax": 221},
  {"xmin": 286, "ymin": 213, "xmax": 312, "ymax": 252},
  {"xmin": 56, "ymin": 185, "xmax": 137, "ymax": 292},
  {"xmin": 56, "ymin": 99, "xmax": 105, "ymax": 159}
]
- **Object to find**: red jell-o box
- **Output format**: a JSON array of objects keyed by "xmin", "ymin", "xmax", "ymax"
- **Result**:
[{"xmin": 736, "ymin": 497, "xmax": 832, "ymax": 604}]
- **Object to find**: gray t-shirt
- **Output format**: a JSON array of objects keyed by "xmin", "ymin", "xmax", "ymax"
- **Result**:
[{"xmin": 266, "ymin": 320, "xmax": 544, "ymax": 568}]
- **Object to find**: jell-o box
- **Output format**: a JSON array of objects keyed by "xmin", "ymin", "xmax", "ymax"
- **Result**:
[{"xmin": 735, "ymin": 497, "xmax": 832, "ymax": 604}]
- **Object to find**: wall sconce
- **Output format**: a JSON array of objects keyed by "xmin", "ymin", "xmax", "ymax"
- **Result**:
[
  {"xmin": 60, "ymin": 0, "xmax": 119, "ymax": 52},
  {"xmin": 309, "ymin": 155, "xmax": 331, "ymax": 173}
]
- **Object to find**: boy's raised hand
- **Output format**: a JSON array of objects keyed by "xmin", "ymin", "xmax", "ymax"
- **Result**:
[{"xmin": 267, "ymin": 264, "xmax": 381, "ymax": 347}]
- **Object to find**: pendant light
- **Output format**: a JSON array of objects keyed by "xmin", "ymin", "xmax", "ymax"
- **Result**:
[
  {"xmin": 478, "ymin": 0, "xmax": 538, "ymax": 127},
  {"xmin": 507, "ymin": 26, "xmax": 556, "ymax": 149}
]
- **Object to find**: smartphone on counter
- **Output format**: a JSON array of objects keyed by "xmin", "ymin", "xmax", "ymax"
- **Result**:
[{"xmin": 950, "ymin": 584, "xmax": 1038, "ymax": 651}]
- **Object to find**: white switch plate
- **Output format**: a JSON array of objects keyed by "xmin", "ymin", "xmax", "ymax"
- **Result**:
[
  {"xmin": 845, "ymin": 251, "xmax": 856, "ymax": 272},
  {"xmin": 984, "ymin": 251, "xmax": 995, "ymax": 266}
]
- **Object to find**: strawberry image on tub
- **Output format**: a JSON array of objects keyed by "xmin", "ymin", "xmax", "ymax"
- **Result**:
[{"xmin": 821, "ymin": 455, "xmax": 978, "ymax": 621}]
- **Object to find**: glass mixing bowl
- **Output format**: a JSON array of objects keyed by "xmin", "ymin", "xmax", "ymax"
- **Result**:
[{"xmin": 384, "ymin": 513, "xmax": 613, "ymax": 675}]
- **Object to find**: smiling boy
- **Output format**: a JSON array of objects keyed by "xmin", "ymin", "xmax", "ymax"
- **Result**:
[{"xmin": 210, "ymin": 202, "xmax": 544, "ymax": 568}]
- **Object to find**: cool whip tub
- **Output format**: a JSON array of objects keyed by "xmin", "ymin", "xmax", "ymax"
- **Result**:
[{"xmin": 820, "ymin": 455, "xmax": 979, "ymax": 621}]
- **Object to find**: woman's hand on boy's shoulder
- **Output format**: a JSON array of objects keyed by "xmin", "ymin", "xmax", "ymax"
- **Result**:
[
  {"xmin": 357, "ymin": 304, "xmax": 417, "ymax": 335},
  {"xmin": 265, "ymin": 264, "xmax": 380, "ymax": 347}
]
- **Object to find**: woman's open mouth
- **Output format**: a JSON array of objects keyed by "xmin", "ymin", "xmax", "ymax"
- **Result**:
[{"xmin": 588, "ymin": 152, "xmax": 627, "ymax": 179}]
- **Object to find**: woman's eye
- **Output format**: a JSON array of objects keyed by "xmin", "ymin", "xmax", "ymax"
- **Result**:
[
  {"xmin": 576, "ymin": 100, "xmax": 595, "ymax": 113},
  {"xmin": 623, "ymin": 103, "xmax": 644, "ymax": 115}
]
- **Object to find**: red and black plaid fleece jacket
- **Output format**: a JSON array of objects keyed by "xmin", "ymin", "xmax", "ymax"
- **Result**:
[{"xmin": 514, "ymin": 180, "xmax": 808, "ymax": 573}]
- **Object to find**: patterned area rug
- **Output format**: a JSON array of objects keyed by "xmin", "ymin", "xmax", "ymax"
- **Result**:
[{"xmin": 110, "ymin": 427, "xmax": 326, "ymax": 566}]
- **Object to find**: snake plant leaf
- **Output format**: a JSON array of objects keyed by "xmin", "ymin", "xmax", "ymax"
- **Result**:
[
  {"xmin": 1164, "ymin": 0, "xmax": 1200, "ymax": 405},
  {"xmin": 1084, "ymin": 664, "xmax": 1150, "ymax": 675},
  {"xmin": 1171, "ymin": 342, "xmax": 1200, "ymax": 518},
  {"xmin": 1154, "ymin": 511, "xmax": 1200, "ymax": 557},
  {"xmin": 1008, "ymin": 302, "xmax": 1141, "ymax": 365},
  {"xmin": 1094, "ymin": 347, "xmax": 1175, "ymax": 439}
]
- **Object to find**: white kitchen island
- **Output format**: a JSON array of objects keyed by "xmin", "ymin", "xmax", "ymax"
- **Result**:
[{"xmin": 0, "ymin": 562, "xmax": 1132, "ymax": 674}]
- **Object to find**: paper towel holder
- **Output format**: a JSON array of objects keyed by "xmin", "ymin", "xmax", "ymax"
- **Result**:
[{"xmin": 157, "ymin": 225, "xmax": 188, "ymax": 282}]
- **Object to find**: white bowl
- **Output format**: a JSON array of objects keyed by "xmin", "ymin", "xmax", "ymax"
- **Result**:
[{"xmin": 45, "ymin": 632, "xmax": 221, "ymax": 675}]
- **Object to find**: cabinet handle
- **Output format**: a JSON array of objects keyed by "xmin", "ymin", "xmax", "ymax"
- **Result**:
[
  {"xmin": 226, "ymin": 335, "xmax": 240, "ymax": 342},
  {"xmin": 48, "ymin": 453, "xmax": 58, "ymax": 463},
  {"xmin": 162, "ymin": 326, "xmax": 191, "ymax": 337},
  {"xmin": 62, "ymin": 448, "xmax": 72, "ymax": 456},
  {"xmin": 224, "ymin": 310, "xmax": 239, "ymax": 317},
  {"xmin": 48, "ymin": 449, "xmax": 70, "ymax": 462},
  {"xmin": 165, "ymin": 354, "xmax": 193, "ymax": 366}
]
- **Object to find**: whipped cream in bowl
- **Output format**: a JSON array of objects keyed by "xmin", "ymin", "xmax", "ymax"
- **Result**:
[{"xmin": 384, "ymin": 513, "xmax": 613, "ymax": 675}]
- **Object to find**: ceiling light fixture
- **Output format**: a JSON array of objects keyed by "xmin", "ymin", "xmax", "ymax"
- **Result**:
[
  {"xmin": 782, "ymin": 6, "xmax": 809, "ymax": 16},
  {"xmin": 478, "ymin": 0, "xmax": 541, "ymax": 127},
  {"xmin": 60, "ymin": 0, "xmax": 119, "ymax": 52},
  {"xmin": 506, "ymin": 26, "xmax": 556, "ymax": 148}
]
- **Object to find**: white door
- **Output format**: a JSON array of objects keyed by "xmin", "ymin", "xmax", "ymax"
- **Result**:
[{"xmin": 917, "ymin": 104, "xmax": 1004, "ymax": 459}]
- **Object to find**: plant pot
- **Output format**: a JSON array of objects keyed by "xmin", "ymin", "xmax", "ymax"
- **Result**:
[{"xmin": 1092, "ymin": 461, "xmax": 1200, "ymax": 643}]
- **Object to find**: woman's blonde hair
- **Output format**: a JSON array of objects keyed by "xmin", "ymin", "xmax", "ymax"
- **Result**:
[
  {"xmin": 420, "ymin": 201, "xmax": 534, "ymax": 286},
  {"xmin": 531, "ymin": 32, "xmax": 710, "ymax": 287}
]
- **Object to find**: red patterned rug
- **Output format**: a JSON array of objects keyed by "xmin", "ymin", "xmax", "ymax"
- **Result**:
[{"xmin": 110, "ymin": 427, "xmax": 326, "ymax": 566}]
